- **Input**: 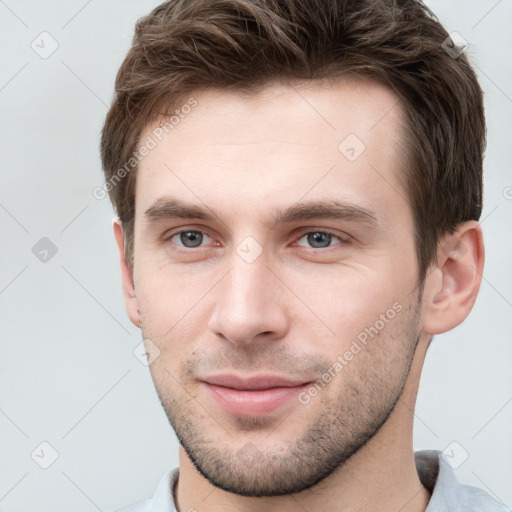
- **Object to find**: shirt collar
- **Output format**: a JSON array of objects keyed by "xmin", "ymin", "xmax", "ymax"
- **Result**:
[{"xmin": 148, "ymin": 467, "xmax": 179, "ymax": 511}]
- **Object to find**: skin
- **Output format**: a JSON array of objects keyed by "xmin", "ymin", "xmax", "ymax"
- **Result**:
[{"xmin": 114, "ymin": 78, "xmax": 484, "ymax": 512}]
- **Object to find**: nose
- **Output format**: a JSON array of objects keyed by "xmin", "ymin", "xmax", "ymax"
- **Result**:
[{"xmin": 207, "ymin": 250, "xmax": 289, "ymax": 347}]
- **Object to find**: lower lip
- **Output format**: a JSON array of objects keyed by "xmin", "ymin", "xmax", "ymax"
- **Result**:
[{"xmin": 202, "ymin": 382, "xmax": 310, "ymax": 416}]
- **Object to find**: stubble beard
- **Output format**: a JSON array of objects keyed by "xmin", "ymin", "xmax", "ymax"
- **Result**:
[{"xmin": 145, "ymin": 292, "xmax": 423, "ymax": 497}]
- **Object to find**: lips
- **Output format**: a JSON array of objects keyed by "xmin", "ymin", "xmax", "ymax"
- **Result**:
[
  {"xmin": 202, "ymin": 374, "xmax": 309, "ymax": 391},
  {"xmin": 200, "ymin": 374, "xmax": 311, "ymax": 416}
]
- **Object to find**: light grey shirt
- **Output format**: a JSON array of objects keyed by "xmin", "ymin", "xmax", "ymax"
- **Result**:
[{"xmin": 112, "ymin": 450, "xmax": 509, "ymax": 512}]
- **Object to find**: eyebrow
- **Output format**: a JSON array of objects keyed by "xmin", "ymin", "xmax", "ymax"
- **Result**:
[{"xmin": 143, "ymin": 197, "xmax": 378, "ymax": 229}]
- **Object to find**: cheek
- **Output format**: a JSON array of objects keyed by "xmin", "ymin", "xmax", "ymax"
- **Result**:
[
  {"xmin": 135, "ymin": 266, "xmax": 210, "ymax": 354},
  {"xmin": 285, "ymin": 265, "xmax": 406, "ymax": 347}
]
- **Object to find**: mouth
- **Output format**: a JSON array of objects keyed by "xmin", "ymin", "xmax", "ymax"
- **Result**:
[{"xmin": 199, "ymin": 374, "xmax": 312, "ymax": 416}]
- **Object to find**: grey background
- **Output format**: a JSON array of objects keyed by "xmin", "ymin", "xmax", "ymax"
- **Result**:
[{"xmin": 0, "ymin": 1, "xmax": 511, "ymax": 510}]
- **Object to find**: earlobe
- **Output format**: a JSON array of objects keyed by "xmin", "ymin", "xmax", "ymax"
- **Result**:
[
  {"xmin": 113, "ymin": 219, "xmax": 141, "ymax": 328},
  {"xmin": 422, "ymin": 221, "xmax": 484, "ymax": 335}
]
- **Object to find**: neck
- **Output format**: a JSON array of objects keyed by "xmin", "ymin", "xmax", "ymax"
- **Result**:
[{"xmin": 175, "ymin": 336, "xmax": 431, "ymax": 512}]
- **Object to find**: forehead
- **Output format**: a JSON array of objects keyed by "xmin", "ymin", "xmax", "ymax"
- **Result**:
[
  {"xmin": 135, "ymin": 78, "xmax": 410, "ymax": 227},
  {"xmin": 148, "ymin": 78, "xmax": 405, "ymax": 152}
]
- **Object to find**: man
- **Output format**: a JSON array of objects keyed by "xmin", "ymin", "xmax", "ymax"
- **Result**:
[{"xmin": 100, "ymin": 0, "xmax": 507, "ymax": 510}]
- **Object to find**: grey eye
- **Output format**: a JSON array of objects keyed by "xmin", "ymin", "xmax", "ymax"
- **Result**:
[
  {"xmin": 307, "ymin": 232, "xmax": 332, "ymax": 248},
  {"xmin": 297, "ymin": 231, "xmax": 340, "ymax": 249},
  {"xmin": 173, "ymin": 230, "xmax": 209, "ymax": 248}
]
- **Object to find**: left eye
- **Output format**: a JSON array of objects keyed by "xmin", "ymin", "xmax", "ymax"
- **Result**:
[
  {"xmin": 296, "ymin": 231, "xmax": 343, "ymax": 249},
  {"xmin": 169, "ymin": 230, "xmax": 213, "ymax": 248}
]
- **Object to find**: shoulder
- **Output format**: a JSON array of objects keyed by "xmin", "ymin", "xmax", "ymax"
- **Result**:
[
  {"xmin": 443, "ymin": 481, "xmax": 510, "ymax": 511},
  {"xmin": 415, "ymin": 450, "xmax": 510, "ymax": 512}
]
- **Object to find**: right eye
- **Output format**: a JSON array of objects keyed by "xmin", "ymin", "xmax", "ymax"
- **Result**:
[{"xmin": 166, "ymin": 230, "xmax": 214, "ymax": 248}]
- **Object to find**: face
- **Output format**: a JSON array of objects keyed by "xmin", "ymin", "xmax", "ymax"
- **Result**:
[{"xmin": 130, "ymin": 79, "xmax": 424, "ymax": 496}]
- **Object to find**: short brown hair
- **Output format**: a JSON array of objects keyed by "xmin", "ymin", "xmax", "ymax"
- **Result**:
[{"xmin": 100, "ymin": 0, "xmax": 485, "ymax": 279}]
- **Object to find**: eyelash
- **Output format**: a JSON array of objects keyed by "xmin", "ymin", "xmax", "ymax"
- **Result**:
[{"xmin": 163, "ymin": 228, "xmax": 350, "ymax": 251}]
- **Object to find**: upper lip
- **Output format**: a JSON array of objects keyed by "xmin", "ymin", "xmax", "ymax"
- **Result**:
[{"xmin": 201, "ymin": 374, "xmax": 310, "ymax": 390}]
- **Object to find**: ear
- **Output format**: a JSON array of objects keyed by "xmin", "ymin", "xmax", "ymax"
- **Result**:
[
  {"xmin": 113, "ymin": 219, "xmax": 141, "ymax": 328},
  {"xmin": 422, "ymin": 220, "xmax": 484, "ymax": 335}
]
